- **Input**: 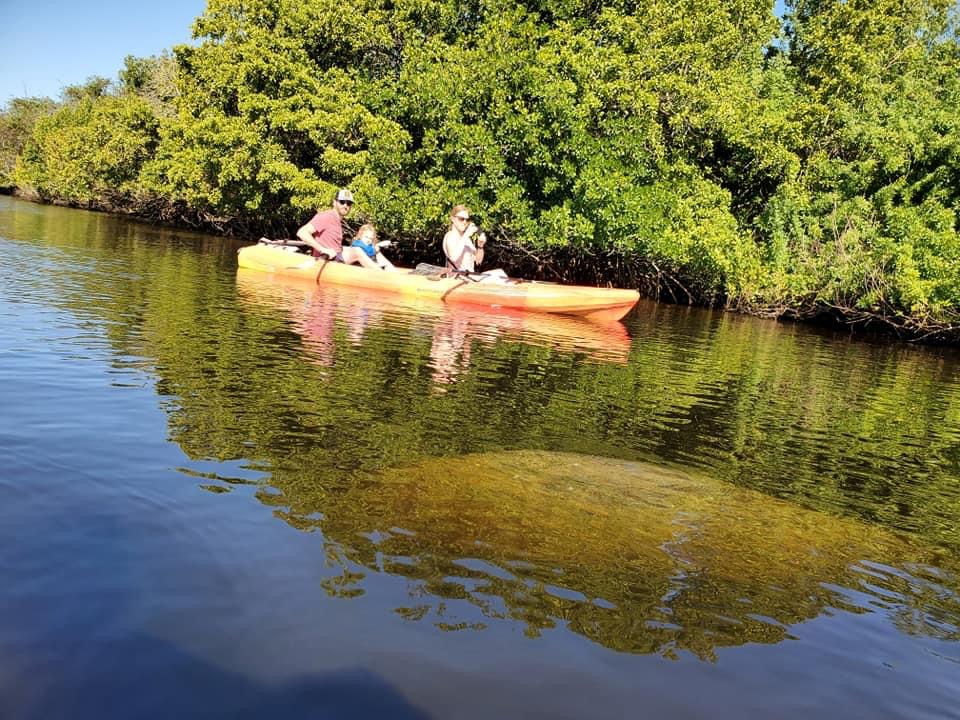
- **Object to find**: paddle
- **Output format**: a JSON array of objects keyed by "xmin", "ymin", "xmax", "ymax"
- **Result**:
[{"xmin": 258, "ymin": 236, "xmax": 309, "ymax": 248}]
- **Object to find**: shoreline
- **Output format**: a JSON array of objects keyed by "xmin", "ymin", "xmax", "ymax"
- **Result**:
[{"xmin": 5, "ymin": 190, "xmax": 958, "ymax": 346}]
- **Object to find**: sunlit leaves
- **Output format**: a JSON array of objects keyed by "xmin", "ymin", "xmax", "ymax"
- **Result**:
[
  {"xmin": 0, "ymin": 97, "xmax": 57, "ymax": 187},
  {"xmin": 753, "ymin": 0, "xmax": 960, "ymax": 327},
  {"xmin": 13, "ymin": 96, "xmax": 159, "ymax": 204}
]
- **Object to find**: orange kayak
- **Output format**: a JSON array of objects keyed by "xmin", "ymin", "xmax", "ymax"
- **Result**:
[{"xmin": 237, "ymin": 243, "xmax": 640, "ymax": 322}]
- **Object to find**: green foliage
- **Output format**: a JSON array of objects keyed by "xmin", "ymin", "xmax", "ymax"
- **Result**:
[
  {"xmin": 139, "ymin": 0, "xmax": 412, "ymax": 231},
  {"xmin": 0, "ymin": 97, "xmax": 57, "ymax": 187},
  {"xmin": 133, "ymin": 0, "xmax": 783, "ymax": 288},
  {"xmin": 13, "ymin": 95, "xmax": 159, "ymax": 205},
  {"xmin": 119, "ymin": 53, "xmax": 180, "ymax": 117},
  {"xmin": 752, "ymin": 0, "xmax": 960, "ymax": 328},
  {"xmin": 60, "ymin": 76, "xmax": 113, "ymax": 103},
  {"xmin": 368, "ymin": 0, "xmax": 779, "ymax": 295}
]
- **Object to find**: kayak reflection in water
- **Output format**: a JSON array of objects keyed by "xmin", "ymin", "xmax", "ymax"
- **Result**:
[{"xmin": 429, "ymin": 314, "xmax": 473, "ymax": 389}]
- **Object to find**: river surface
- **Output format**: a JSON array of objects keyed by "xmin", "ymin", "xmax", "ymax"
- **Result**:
[{"xmin": 1, "ymin": 195, "xmax": 958, "ymax": 719}]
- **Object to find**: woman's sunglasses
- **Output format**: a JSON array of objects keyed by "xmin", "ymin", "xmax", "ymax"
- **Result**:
[{"xmin": 455, "ymin": 215, "xmax": 470, "ymax": 221}]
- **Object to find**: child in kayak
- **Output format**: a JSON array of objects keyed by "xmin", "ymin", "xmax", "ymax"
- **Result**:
[{"xmin": 350, "ymin": 224, "xmax": 397, "ymax": 271}]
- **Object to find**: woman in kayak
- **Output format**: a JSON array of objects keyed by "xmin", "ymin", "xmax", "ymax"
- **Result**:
[
  {"xmin": 443, "ymin": 205, "xmax": 486, "ymax": 273},
  {"xmin": 350, "ymin": 224, "xmax": 397, "ymax": 271}
]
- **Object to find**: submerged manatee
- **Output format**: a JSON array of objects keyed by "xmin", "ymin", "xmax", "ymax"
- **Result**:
[{"xmin": 276, "ymin": 450, "xmax": 960, "ymax": 658}]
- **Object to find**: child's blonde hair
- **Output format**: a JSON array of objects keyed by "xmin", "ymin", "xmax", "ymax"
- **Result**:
[{"xmin": 355, "ymin": 224, "xmax": 377, "ymax": 242}]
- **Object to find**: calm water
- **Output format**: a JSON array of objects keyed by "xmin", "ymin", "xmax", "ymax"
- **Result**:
[{"xmin": 1, "ymin": 195, "xmax": 958, "ymax": 719}]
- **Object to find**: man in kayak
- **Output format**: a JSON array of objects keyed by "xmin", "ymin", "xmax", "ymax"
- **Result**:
[{"xmin": 296, "ymin": 188, "xmax": 380, "ymax": 270}]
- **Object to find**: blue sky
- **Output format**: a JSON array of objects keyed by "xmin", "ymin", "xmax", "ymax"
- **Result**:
[{"xmin": 0, "ymin": 1, "xmax": 206, "ymax": 105}]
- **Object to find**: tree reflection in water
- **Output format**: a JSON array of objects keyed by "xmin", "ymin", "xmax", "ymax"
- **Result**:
[{"xmin": 223, "ymin": 267, "xmax": 960, "ymax": 660}]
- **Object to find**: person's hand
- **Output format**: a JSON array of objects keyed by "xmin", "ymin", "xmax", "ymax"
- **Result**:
[
  {"xmin": 376, "ymin": 240, "xmax": 392, "ymax": 249},
  {"xmin": 476, "ymin": 232, "xmax": 487, "ymax": 249},
  {"xmin": 465, "ymin": 223, "xmax": 479, "ymax": 238}
]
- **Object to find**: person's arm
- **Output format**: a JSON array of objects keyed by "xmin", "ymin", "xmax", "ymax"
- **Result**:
[
  {"xmin": 296, "ymin": 220, "xmax": 335, "ymax": 259},
  {"xmin": 375, "ymin": 241, "xmax": 397, "ymax": 270},
  {"xmin": 474, "ymin": 232, "xmax": 485, "ymax": 268},
  {"xmin": 443, "ymin": 230, "xmax": 465, "ymax": 270},
  {"xmin": 464, "ymin": 224, "xmax": 485, "ymax": 269},
  {"xmin": 296, "ymin": 221, "xmax": 320, "ymax": 254}
]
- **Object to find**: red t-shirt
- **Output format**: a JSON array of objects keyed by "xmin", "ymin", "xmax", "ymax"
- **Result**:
[{"xmin": 307, "ymin": 209, "xmax": 344, "ymax": 258}]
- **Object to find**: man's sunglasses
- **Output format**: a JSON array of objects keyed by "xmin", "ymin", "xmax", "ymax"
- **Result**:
[{"xmin": 337, "ymin": 199, "xmax": 354, "ymax": 206}]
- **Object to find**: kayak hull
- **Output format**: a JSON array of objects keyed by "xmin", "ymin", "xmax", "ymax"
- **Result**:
[{"xmin": 237, "ymin": 244, "xmax": 640, "ymax": 321}]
